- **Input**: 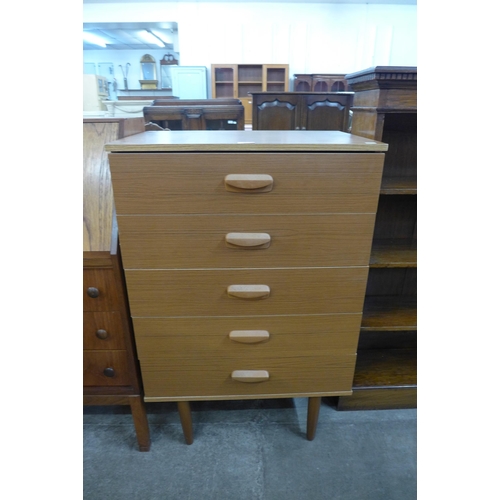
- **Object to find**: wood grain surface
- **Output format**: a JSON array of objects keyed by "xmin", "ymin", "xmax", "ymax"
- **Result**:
[{"xmin": 109, "ymin": 152, "xmax": 384, "ymax": 215}]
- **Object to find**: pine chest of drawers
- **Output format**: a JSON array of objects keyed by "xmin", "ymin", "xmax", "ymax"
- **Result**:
[{"xmin": 106, "ymin": 130, "xmax": 387, "ymax": 443}]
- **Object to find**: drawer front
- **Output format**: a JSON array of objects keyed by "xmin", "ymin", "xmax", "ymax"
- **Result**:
[
  {"xmin": 109, "ymin": 153, "xmax": 384, "ymax": 215},
  {"xmin": 83, "ymin": 268, "xmax": 122, "ymax": 312},
  {"xmin": 141, "ymin": 354, "xmax": 357, "ymax": 399},
  {"xmin": 125, "ymin": 267, "xmax": 369, "ymax": 317},
  {"xmin": 132, "ymin": 314, "xmax": 362, "ymax": 357},
  {"xmin": 117, "ymin": 213, "xmax": 376, "ymax": 269},
  {"xmin": 83, "ymin": 350, "xmax": 131, "ymax": 387},
  {"xmin": 83, "ymin": 312, "xmax": 126, "ymax": 350}
]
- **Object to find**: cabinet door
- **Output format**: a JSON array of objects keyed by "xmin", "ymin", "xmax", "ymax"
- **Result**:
[
  {"xmin": 252, "ymin": 94, "xmax": 301, "ymax": 130},
  {"xmin": 303, "ymin": 94, "xmax": 351, "ymax": 131},
  {"xmin": 171, "ymin": 66, "xmax": 207, "ymax": 99}
]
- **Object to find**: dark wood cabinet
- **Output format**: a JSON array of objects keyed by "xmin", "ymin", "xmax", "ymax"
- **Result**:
[
  {"xmin": 251, "ymin": 92, "xmax": 353, "ymax": 131},
  {"xmin": 293, "ymin": 74, "xmax": 349, "ymax": 92},
  {"xmin": 337, "ymin": 66, "xmax": 417, "ymax": 411},
  {"xmin": 83, "ymin": 117, "xmax": 151, "ymax": 451},
  {"xmin": 143, "ymin": 99, "xmax": 245, "ymax": 131}
]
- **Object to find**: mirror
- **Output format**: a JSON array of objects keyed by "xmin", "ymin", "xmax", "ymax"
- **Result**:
[
  {"xmin": 140, "ymin": 54, "xmax": 158, "ymax": 89},
  {"xmin": 160, "ymin": 53, "xmax": 179, "ymax": 89}
]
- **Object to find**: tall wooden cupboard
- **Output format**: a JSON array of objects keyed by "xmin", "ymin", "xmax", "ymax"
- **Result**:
[
  {"xmin": 337, "ymin": 66, "xmax": 417, "ymax": 410},
  {"xmin": 211, "ymin": 64, "xmax": 289, "ymax": 125},
  {"xmin": 83, "ymin": 117, "xmax": 151, "ymax": 451}
]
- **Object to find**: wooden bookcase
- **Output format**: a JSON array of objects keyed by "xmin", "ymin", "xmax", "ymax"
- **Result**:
[
  {"xmin": 337, "ymin": 66, "xmax": 417, "ymax": 410},
  {"xmin": 211, "ymin": 64, "xmax": 289, "ymax": 125}
]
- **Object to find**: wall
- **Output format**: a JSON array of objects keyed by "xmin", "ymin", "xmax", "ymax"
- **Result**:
[{"xmin": 83, "ymin": 1, "xmax": 417, "ymax": 96}]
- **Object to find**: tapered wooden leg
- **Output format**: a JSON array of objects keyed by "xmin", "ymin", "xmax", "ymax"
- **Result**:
[
  {"xmin": 177, "ymin": 401, "xmax": 194, "ymax": 445},
  {"xmin": 129, "ymin": 396, "xmax": 151, "ymax": 451},
  {"xmin": 306, "ymin": 397, "xmax": 322, "ymax": 441}
]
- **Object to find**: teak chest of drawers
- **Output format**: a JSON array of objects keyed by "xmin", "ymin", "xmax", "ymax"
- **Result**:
[{"xmin": 106, "ymin": 130, "xmax": 387, "ymax": 443}]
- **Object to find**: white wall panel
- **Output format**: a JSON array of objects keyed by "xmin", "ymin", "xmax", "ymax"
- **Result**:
[{"xmin": 83, "ymin": 1, "xmax": 417, "ymax": 82}]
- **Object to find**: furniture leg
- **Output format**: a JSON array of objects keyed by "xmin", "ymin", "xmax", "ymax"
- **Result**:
[
  {"xmin": 129, "ymin": 396, "xmax": 151, "ymax": 451},
  {"xmin": 177, "ymin": 401, "xmax": 194, "ymax": 444},
  {"xmin": 306, "ymin": 397, "xmax": 322, "ymax": 441}
]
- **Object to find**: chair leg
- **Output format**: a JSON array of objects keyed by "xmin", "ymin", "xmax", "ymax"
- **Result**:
[
  {"xmin": 306, "ymin": 397, "xmax": 322, "ymax": 441},
  {"xmin": 177, "ymin": 401, "xmax": 194, "ymax": 445},
  {"xmin": 129, "ymin": 396, "xmax": 151, "ymax": 451}
]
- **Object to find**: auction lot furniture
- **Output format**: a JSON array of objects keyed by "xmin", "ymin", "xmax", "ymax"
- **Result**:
[
  {"xmin": 83, "ymin": 117, "xmax": 151, "ymax": 451},
  {"xmin": 293, "ymin": 74, "xmax": 349, "ymax": 92},
  {"xmin": 337, "ymin": 66, "xmax": 417, "ymax": 411},
  {"xmin": 143, "ymin": 99, "xmax": 244, "ymax": 131},
  {"xmin": 106, "ymin": 130, "xmax": 387, "ymax": 444},
  {"xmin": 211, "ymin": 64, "xmax": 289, "ymax": 125},
  {"xmin": 250, "ymin": 92, "xmax": 353, "ymax": 131}
]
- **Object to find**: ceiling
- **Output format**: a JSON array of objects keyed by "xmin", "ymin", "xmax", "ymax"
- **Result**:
[{"xmin": 83, "ymin": 22, "xmax": 178, "ymax": 51}]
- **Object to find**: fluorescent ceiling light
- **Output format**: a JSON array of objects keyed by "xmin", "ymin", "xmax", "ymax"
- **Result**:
[
  {"xmin": 140, "ymin": 30, "xmax": 165, "ymax": 48},
  {"xmin": 83, "ymin": 32, "xmax": 108, "ymax": 48}
]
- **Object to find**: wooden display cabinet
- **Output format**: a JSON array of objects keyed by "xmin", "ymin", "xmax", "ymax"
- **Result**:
[
  {"xmin": 211, "ymin": 64, "xmax": 289, "ymax": 125},
  {"xmin": 337, "ymin": 66, "xmax": 417, "ymax": 410}
]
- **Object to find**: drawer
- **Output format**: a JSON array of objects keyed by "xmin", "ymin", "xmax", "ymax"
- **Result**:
[
  {"xmin": 83, "ymin": 268, "xmax": 122, "ymax": 312},
  {"xmin": 125, "ymin": 267, "xmax": 368, "ymax": 317},
  {"xmin": 83, "ymin": 312, "xmax": 126, "ymax": 350},
  {"xmin": 132, "ymin": 314, "xmax": 363, "ymax": 357},
  {"xmin": 140, "ymin": 354, "xmax": 357, "ymax": 400},
  {"xmin": 83, "ymin": 350, "xmax": 131, "ymax": 387},
  {"xmin": 117, "ymin": 213, "xmax": 376, "ymax": 269},
  {"xmin": 109, "ymin": 152, "xmax": 384, "ymax": 215}
]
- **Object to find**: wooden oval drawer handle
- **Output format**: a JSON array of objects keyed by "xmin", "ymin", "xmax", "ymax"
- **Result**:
[
  {"xmin": 87, "ymin": 287, "xmax": 100, "ymax": 298},
  {"xmin": 227, "ymin": 285, "xmax": 270, "ymax": 299},
  {"xmin": 103, "ymin": 367, "xmax": 115, "ymax": 378},
  {"xmin": 224, "ymin": 174, "xmax": 273, "ymax": 192},
  {"xmin": 225, "ymin": 233, "xmax": 271, "ymax": 249},
  {"xmin": 96, "ymin": 329, "xmax": 108, "ymax": 340},
  {"xmin": 231, "ymin": 370, "xmax": 269, "ymax": 383},
  {"xmin": 229, "ymin": 330, "xmax": 270, "ymax": 343}
]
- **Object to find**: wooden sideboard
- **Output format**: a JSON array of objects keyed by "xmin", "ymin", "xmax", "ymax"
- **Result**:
[
  {"xmin": 337, "ymin": 66, "xmax": 417, "ymax": 411},
  {"xmin": 83, "ymin": 117, "xmax": 151, "ymax": 451},
  {"xmin": 293, "ymin": 74, "xmax": 349, "ymax": 92},
  {"xmin": 106, "ymin": 130, "xmax": 387, "ymax": 444},
  {"xmin": 143, "ymin": 99, "xmax": 245, "ymax": 131},
  {"xmin": 251, "ymin": 92, "xmax": 353, "ymax": 132}
]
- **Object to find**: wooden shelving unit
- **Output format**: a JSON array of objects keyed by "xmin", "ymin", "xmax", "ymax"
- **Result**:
[
  {"xmin": 337, "ymin": 66, "xmax": 417, "ymax": 411},
  {"xmin": 211, "ymin": 63, "xmax": 289, "ymax": 125}
]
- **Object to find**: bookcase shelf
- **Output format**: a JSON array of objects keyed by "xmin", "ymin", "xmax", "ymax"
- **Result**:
[
  {"xmin": 211, "ymin": 63, "xmax": 289, "ymax": 125},
  {"xmin": 337, "ymin": 66, "xmax": 417, "ymax": 411}
]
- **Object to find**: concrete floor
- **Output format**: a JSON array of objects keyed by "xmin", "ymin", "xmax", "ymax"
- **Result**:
[{"xmin": 84, "ymin": 398, "xmax": 416, "ymax": 499}]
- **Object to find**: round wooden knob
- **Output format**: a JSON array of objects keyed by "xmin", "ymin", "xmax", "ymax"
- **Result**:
[
  {"xmin": 103, "ymin": 367, "xmax": 115, "ymax": 378},
  {"xmin": 96, "ymin": 329, "xmax": 108, "ymax": 340},
  {"xmin": 87, "ymin": 287, "xmax": 99, "ymax": 298}
]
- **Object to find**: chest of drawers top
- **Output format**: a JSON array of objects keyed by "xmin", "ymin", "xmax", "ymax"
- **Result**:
[{"xmin": 105, "ymin": 130, "xmax": 387, "ymax": 154}]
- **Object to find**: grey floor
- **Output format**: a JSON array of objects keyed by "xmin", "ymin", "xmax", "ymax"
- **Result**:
[{"xmin": 84, "ymin": 398, "xmax": 416, "ymax": 499}]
